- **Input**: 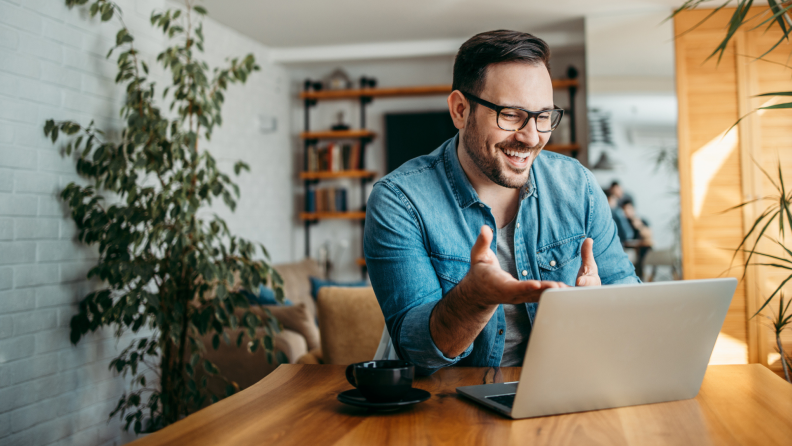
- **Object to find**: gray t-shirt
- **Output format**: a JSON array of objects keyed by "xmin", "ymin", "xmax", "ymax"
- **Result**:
[{"xmin": 495, "ymin": 217, "xmax": 531, "ymax": 366}]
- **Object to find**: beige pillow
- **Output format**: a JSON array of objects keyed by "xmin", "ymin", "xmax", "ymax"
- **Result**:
[{"xmin": 260, "ymin": 303, "xmax": 321, "ymax": 352}]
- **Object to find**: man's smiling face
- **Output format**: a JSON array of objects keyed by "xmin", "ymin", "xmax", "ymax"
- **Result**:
[{"xmin": 461, "ymin": 61, "xmax": 554, "ymax": 189}]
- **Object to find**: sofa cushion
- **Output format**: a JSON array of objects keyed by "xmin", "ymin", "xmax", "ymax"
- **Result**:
[
  {"xmin": 259, "ymin": 303, "xmax": 321, "ymax": 352},
  {"xmin": 272, "ymin": 258, "xmax": 324, "ymax": 319},
  {"xmin": 309, "ymin": 276, "xmax": 368, "ymax": 301},
  {"xmin": 242, "ymin": 284, "xmax": 294, "ymax": 306}
]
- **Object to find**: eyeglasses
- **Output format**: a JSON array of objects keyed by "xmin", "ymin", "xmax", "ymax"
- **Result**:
[{"xmin": 461, "ymin": 92, "xmax": 564, "ymax": 133}]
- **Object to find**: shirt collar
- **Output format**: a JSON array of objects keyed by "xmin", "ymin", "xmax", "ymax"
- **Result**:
[{"xmin": 444, "ymin": 133, "xmax": 538, "ymax": 209}]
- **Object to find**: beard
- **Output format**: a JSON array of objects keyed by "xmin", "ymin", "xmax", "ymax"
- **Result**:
[{"xmin": 461, "ymin": 111, "xmax": 543, "ymax": 189}]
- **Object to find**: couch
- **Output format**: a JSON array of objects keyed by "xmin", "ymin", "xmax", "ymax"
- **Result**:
[{"xmin": 198, "ymin": 258, "xmax": 324, "ymax": 392}]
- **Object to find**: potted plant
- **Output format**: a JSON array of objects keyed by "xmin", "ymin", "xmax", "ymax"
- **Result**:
[{"xmin": 45, "ymin": 0, "xmax": 284, "ymax": 433}]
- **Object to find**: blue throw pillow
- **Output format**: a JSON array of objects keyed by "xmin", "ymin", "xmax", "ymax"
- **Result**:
[
  {"xmin": 309, "ymin": 276, "xmax": 368, "ymax": 301},
  {"xmin": 242, "ymin": 284, "xmax": 293, "ymax": 306}
]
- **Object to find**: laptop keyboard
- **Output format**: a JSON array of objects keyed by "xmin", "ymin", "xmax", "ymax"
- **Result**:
[{"xmin": 486, "ymin": 394, "xmax": 516, "ymax": 408}]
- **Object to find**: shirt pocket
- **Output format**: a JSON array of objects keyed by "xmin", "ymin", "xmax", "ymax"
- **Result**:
[
  {"xmin": 429, "ymin": 254, "xmax": 470, "ymax": 295},
  {"xmin": 536, "ymin": 234, "xmax": 586, "ymax": 283}
]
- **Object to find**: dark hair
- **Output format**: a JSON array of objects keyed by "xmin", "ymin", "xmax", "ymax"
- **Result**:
[
  {"xmin": 452, "ymin": 30, "xmax": 551, "ymax": 103},
  {"xmin": 610, "ymin": 181, "xmax": 621, "ymax": 188},
  {"xmin": 620, "ymin": 197, "xmax": 634, "ymax": 208}
]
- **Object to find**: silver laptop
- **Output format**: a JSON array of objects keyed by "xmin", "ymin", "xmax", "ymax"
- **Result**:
[{"xmin": 456, "ymin": 278, "xmax": 737, "ymax": 419}]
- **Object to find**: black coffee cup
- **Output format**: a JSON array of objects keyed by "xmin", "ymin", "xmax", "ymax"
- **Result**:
[{"xmin": 345, "ymin": 360, "xmax": 415, "ymax": 403}]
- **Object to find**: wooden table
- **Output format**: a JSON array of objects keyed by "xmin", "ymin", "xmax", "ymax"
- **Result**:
[{"xmin": 131, "ymin": 364, "xmax": 792, "ymax": 445}]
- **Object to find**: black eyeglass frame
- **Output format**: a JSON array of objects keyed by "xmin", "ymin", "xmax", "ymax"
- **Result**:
[{"xmin": 461, "ymin": 91, "xmax": 564, "ymax": 133}]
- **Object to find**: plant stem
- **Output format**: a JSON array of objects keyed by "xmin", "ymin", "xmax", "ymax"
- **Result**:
[
  {"xmin": 175, "ymin": 287, "xmax": 190, "ymax": 418},
  {"xmin": 778, "ymin": 333, "xmax": 791, "ymax": 383}
]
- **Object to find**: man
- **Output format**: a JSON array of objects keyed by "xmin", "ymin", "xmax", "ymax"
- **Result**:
[
  {"xmin": 606, "ymin": 185, "xmax": 635, "ymax": 242},
  {"xmin": 364, "ymin": 30, "xmax": 639, "ymax": 376}
]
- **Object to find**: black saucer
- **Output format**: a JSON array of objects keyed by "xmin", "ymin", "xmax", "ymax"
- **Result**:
[{"xmin": 337, "ymin": 388, "xmax": 431, "ymax": 410}]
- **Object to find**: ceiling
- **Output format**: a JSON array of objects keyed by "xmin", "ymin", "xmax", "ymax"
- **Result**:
[{"xmin": 198, "ymin": 0, "xmax": 689, "ymax": 49}]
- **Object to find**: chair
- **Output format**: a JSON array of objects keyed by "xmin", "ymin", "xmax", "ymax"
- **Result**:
[
  {"xmin": 315, "ymin": 286, "xmax": 387, "ymax": 364},
  {"xmin": 642, "ymin": 248, "xmax": 681, "ymax": 282}
]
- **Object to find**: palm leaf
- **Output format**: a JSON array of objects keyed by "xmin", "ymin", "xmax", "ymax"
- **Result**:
[
  {"xmin": 671, "ymin": 0, "xmax": 734, "ymax": 39},
  {"xmin": 755, "ymin": 91, "xmax": 792, "ymax": 97},
  {"xmin": 754, "ymin": 25, "xmax": 792, "ymax": 61},
  {"xmin": 733, "ymin": 211, "xmax": 778, "ymax": 273},
  {"xmin": 750, "ymin": 0, "xmax": 792, "ymax": 34},
  {"xmin": 773, "ymin": 238, "xmax": 792, "ymax": 261},
  {"xmin": 755, "ymin": 158, "xmax": 781, "ymax": 191},
  {"xmin": 720, "ymin": 196, "xmax": 763, "ymax": 213},
  {"xmin": 759, "ymin": 101, "xmax": 792, "ymax": 110},
  {"xmin": 709, "ymin": 0, "xmax": 754, "ymax": 63},
  {"xmin": 779, "ymin": 160, "xmax": 792, "ymax": 238},
  {"xmin": 754, "ymin": 274, "xmax": 792, "ymax": 318},
  {"xmin": 748, "ymin": 262, "xmax": 792, "ymax": 270}
]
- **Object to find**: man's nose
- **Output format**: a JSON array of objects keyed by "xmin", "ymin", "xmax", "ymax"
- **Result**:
[{"xmin": 513, "ymin": 118, "xmax": 541, "ymax": 147}]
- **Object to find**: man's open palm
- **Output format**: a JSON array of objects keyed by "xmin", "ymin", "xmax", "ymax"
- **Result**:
[
  {"xmin": 576, "ymin": 238, "xmax": 601, "ymax": 286},
  {"xmin": 467, "ymin": 226, "xmax": 567, "ymax": 305}
]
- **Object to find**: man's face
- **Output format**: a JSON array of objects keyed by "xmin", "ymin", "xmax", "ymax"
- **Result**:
[{"xmin": 461, "ymin": 62, "xmax": 554, "ymax": 189}]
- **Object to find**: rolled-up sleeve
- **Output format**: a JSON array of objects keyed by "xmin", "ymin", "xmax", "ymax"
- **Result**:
[
  {"xmin": 584, "ymin": 169, "xmax": 641, "ymax": 285},
  {"xmin": 364, "ymin": 181, "xmax": 473, "ymax": 375}
]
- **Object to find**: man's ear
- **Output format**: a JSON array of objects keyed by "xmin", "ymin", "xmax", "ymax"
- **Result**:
[{"xmin": 447, "ymin": 90, "xmax": 469, "ymax": 130}]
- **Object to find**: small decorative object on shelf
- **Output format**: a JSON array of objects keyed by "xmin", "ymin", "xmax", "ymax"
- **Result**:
[
  {"xmin": 360, "ymin": 76, "xmax": 377, "ymax": 88},
  {"xmin": 304, "ymin": 79, "xmax": 323, "ymax": 92},
  {"xmin": 331, "ymin": 110, "xmax": 350, "ymax": 131},
  {"xmin": 324, "ymin": 68, "xmax": 353, "ymax": 90}
]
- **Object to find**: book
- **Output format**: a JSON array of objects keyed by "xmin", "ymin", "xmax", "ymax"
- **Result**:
[
  {"xmin": 303, "ymin": 142, "xmax": 366, "ymax": 174},
  {"xmin": 336, "ymin": 188, "xmax": 347, "ymax": 212},
  {"xmin": 305, "ymin": 189, "xmax": 316, "ymax": 212}
]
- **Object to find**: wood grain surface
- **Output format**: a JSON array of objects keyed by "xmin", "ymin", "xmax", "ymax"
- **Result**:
[{"xmin": 129, "ymin": 364, "xmax": 792, "ymax": 446}]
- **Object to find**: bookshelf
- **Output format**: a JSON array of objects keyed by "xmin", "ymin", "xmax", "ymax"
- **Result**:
[
  {"xmin": 300, "ymin": 129, "xmax": 375, "ymax": 140},
  {"xmin": 299, "ymin": 170, "xmax": 376, "ymax": 181},
  {"xmin": 300, "ymin": 211, "xmax": 367, "ymax": 221}
]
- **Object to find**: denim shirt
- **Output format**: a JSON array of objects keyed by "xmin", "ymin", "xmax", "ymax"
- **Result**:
[{"xmin": 364, "ymin": 135, "xmax": 639, "ymax": 375}]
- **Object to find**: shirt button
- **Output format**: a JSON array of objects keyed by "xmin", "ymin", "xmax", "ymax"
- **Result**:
[
  {"xmin": 499, "ymin": 329, "xmax": 504, "ymax": 335},
  {"xmin": 550, "ymin": 260, "xmax": 556, "ymax": 267},
  {"xmin": 521, "ymin": 270, "xmax": 528, "ymax": 277},
  {"xmin": 479, "ymin": 203, "xmax": 484, "ymax": 208},
  {"xmin": 516, "ymin": 222, "xmax": 520, "ymax": 228}
]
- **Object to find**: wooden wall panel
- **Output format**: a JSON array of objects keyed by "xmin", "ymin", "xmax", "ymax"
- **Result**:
[
  {"xmin": 676, "ymin": 14, "xmax": 748, "ymax": 364},
  {"xmin": 676, "ymin": 7, "xmax": 792, "ymax": 371},
  {"xmin": 746, "ymin": 28, "xmax": 792, "ymax": 373}
]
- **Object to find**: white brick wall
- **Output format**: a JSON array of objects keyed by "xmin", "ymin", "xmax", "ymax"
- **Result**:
[{"xmin": 0, "ymin": 1, "xmax": 292, "ymax": 445}]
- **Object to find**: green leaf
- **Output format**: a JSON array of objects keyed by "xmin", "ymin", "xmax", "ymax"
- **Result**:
[
  {"xmin": 212, "ymin": 333, "xmax": 219, "ymax": 350},
  {"xmin": 203, "ymin": 359, "xmax": 219, "ymax": 375},
  {"xmin": 759, "ymin": 102, "xmax": 792, "ymax": 110},
  {"xmin": 193, "ymin": 5, "xmax": 207, "ymax": 15},
  {"xmin": 755, "ymin": 90, "xmax": 792, "ymax": 97}
]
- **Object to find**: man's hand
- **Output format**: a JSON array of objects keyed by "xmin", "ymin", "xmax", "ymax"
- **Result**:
[
  {"xmin": 462, "ymin": 225, "xmax": 568, "ymax": 307},
  {"xmin": 576, "ymin": 238, "xmax": 601, "ymax": 286},
  {"xmin": 429, "ymin": 225, "xmax": 568, "ymax": 358}
]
